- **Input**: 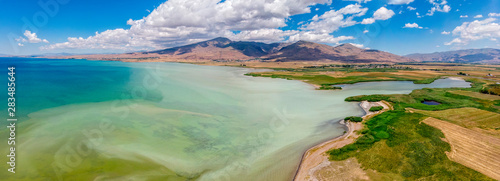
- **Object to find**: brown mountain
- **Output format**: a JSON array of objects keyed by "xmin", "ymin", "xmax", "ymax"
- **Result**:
[
  {"xmin": 264, "ymin": 41, "xmax": 414, "ymax": 63},
  {"xmin": 406, "ymin": 48, "xmax": 500, "ymax": 64},
  {"xmin": 59, "ymin": 37, "xmax": 415, "ymax": 63}
]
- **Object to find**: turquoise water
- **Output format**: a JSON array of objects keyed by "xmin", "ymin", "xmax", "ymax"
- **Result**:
[{"xmin": 0, "ymin": 58, "xmax": 471, "ymax": 181}]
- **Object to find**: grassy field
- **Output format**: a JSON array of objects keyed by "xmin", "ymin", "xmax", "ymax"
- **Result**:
[
  {"xmin": 327, "ymin": 111, "xmax": 493, "ymax": 180},
  {"xmin": 245, "ymin": 70, "xmax": 444, "ymax": 87}
]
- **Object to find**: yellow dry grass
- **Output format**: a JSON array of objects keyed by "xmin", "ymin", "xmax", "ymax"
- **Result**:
[
  {"xmin": 422, "ymin": 117, "xmax": 500, "ymax": 180},
  {"xmin": 449, "ymin": 90, "xmax": 500, "ymax": 101}
]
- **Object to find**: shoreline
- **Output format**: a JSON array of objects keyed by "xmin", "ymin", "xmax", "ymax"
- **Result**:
[{"xmin": 293, "ymin": 100, "xmax": 392, "ymax": 181}]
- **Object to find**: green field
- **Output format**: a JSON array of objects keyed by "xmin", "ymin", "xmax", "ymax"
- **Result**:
[
  {"xmin": 245, "ymin": 70, "xmax": 444, "ymax": 87},
  {"xmin": 326, "ymin": 74, "xmax": 499, "ymax": 180},
  {"xmin": 327, "ymin": 111, "xmax": 493, "ymax": 180}
]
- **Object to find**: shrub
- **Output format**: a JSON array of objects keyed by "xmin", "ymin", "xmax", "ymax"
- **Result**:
[
  {"xmin": 369, "ymin": 106, "xmax": 384, "ymax": 112},
  {"xmin": 344, "ymin": 116, "xmax": 363, "ymax": 122}
]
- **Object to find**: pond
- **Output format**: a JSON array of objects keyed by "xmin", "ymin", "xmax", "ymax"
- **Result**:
[{"xmin": 422, "ymin": 100, "xmax": 442, "ymax": 105}]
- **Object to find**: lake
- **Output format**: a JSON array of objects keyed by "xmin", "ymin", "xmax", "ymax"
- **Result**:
[{"xmin": 0, "ymin": 58, "xmax": 471, "ymax": 180}]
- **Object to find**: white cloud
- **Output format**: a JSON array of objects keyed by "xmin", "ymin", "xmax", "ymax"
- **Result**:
[
  {"xmin": 296, "ymin": 4, "xmax": 367, "ymax": 44},
  {"xmin": 403, "ymin": 23, "xmax": 423, "ymax": 29},
  {"xmin": 16, "ymin": 30, "xmax": 49, "ymax": 44},
  {"xmin": 460, "ymin": 15, "xmax": 468, "ymax": 18},
  {"xmin": 445, "ymin": 18, "xmax": 500, "ymax": 45},
  {"xmin": 361, "ymin": 18, "xmax": 375, "ymax": 24},
  {"xmin": 388, "ymin": 0, "xmax": 414, "ymax": 5},
  {"xmin": 42, "ymin": 29, "xmax": 138, "ymax": 50},
  {"xmin": 441, "ymin": 31, "xmax": 450, "ymax": 35},
  {"xmin": 489, "ymin": 13, "xmax": 500, "ymax": 17},
  {"xmin": 43, "ymin": 0, "xmax": 334, "ymax": 50},
  {"xmin": 407, "ymin": 6, "xmax": 416, "ymax": 11},
  {"xmin": 363, "ymin": 30, "xmax": 369, "ymax": 33},
  {"xmin": 361, "ymin": 7, "xmax": 395, "ymax": 24},
  {"xmin": 444, "ymin": 38, "xmax": 463, "ymax": 45},
  {"xmin": 302, "ymin": 4, "xmax": 367, "ymax": 32},
  {"xmin": 474, "ymin": 14, "xmax": 483, "ymax": 18},
  {"xmin": 18, "ymin": 43, "xmax": 24, "ymax": 47},
  {"xmin": 427, "ymin": 0, "xmax": 451, "ymax": 16},
  {"xmin": 343, "ymin": 0, "xmax": 371, "ymax": 3},
  {"xmin": 373, "ymin": 7, "xmax": 395, "ymax": 20}
]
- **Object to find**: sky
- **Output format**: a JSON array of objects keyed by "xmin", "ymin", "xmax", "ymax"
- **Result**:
[{"xmin": 0, "ymin": 0, "xmax": 499, "ymax": 56}]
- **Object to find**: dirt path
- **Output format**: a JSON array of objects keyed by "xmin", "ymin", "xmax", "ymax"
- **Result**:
[{"xmin": 294, "ymin": 101, "xmax": 391, "ymax": 181}]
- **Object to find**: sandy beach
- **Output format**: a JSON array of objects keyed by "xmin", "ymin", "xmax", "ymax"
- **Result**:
[{"xmin": 294, "ymin": 100, "xmax": 392, "ymax": 181}]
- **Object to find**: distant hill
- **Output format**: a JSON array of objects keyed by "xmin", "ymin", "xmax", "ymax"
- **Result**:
[
  {"xmin": 405, "ymin": 48, "xmax": 500, "ymax": 64},
  {"xmin": 57, "ymin": 37, "xmax": 415, "ymax": 63}
]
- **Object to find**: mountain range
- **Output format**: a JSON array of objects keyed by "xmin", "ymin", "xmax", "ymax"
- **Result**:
[
  {"xmin": 34, "ymin": 37, "xmax": 500, "ymax": 64},
  {"xmin": 60, "ymin": 37, "xmax": 414, "ymax": 63},
  {"xmin": 405, "ymin": 48, "xmax": 500, "ymax": 64}
]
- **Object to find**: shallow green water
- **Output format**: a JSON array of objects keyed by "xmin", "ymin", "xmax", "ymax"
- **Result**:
[{"xmin": 0, "ymin": 58, "xmax": 470, "ymax": 181}]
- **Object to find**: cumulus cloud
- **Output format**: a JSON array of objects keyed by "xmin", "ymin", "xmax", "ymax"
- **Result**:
[
  {"xmin": 460, "ymin": 15, "xmax": 468, "ymax": 18},
  {"xmin": 363, "ymin": 30, "xmax": 369, "ymax": 33},
  {"xmin": 295, "ymin": 4, "xmax": 366, "ymax": 43},
  {"xmin": 302, "ymin": 4, "xmax": 367, "ymax": 32},
  {"xmin": 373, "ymin": 7, "xmax": 395, "ymax": 20},
  {"xmin": 16, "ymin": 30, "xmax": 49, "ymax": 44},
  {"xmin": 441, "ymin": 31, "xmax": 450, "ymax": 35},
  {"xmin": 427, "ymin": 0, "xmax": 451, "ymax": 16},
  {"xmin": 361, "ymin": 7, "xmax": 395, "ymax": 24},
  {"xmin": 407, "ymin": 6, "xmax": 416, "ymax": 11},
  {"xmin": 445, "ymin": 18, "xmax": 500, "ymax": 45},
  {"xmin": 489, "ymin": 13, "xmax": 500, "ymax": 17},
  {"xmin": 388, "ymin": 0, "xmax": 414, "ymax": 5},
  {"xmin": 42, "ymin": 29, "xmax": 134, "ymax": 50},
  {"xmin": 403, "ymin": 23, "xmax": 423, "ymax": 29},
  {"xmin": 43, "ymin": 0, "xmax": 338, "ymax": 50},
  {"xmin": 361, "ymin": 18, "xmax": 375, "ymax": 24},
  {"xmin": 474, "ymin": 14, "xmax": 483, "ymax": 18},
  {"xmin": 444, "ymin": 38, "xmax": 463, "ymax": 45}
]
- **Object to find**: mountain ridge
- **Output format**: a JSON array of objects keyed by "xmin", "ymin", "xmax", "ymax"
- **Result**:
[
  {"xmin": 405, "ymin": 48, "xmax": 500, "ymax": 64},
  {"xmin": 131, "ymin": 37, "xmax": 414, "ymax": 63}
]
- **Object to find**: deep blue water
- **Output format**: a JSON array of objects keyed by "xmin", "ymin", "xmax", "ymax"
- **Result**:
[{"xmin": 0, "ymin": 57, "xmax": 135, "ymax": 120}]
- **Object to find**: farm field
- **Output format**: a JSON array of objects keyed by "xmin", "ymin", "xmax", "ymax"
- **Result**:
[
  {"xmin": 422, "ymin": 117, "xmax": 500, "ymax": 180},
  {"xmin": 408, "ymin": 107, "xmax": 500, "ymax": 132},
  {"xmin": 448, "ymin": 90, "xmax": 500, "ymax": 101}
]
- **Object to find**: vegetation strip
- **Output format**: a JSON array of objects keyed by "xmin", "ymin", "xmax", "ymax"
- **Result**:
[{"xmin": 294, "ymin": 101, "xmax": 390, "ymax": 181}]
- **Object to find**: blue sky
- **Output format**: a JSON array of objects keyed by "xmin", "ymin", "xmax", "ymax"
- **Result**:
[{"xmin": 1, "ymin": 0, "xmax": 499, "ymax": 55}]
